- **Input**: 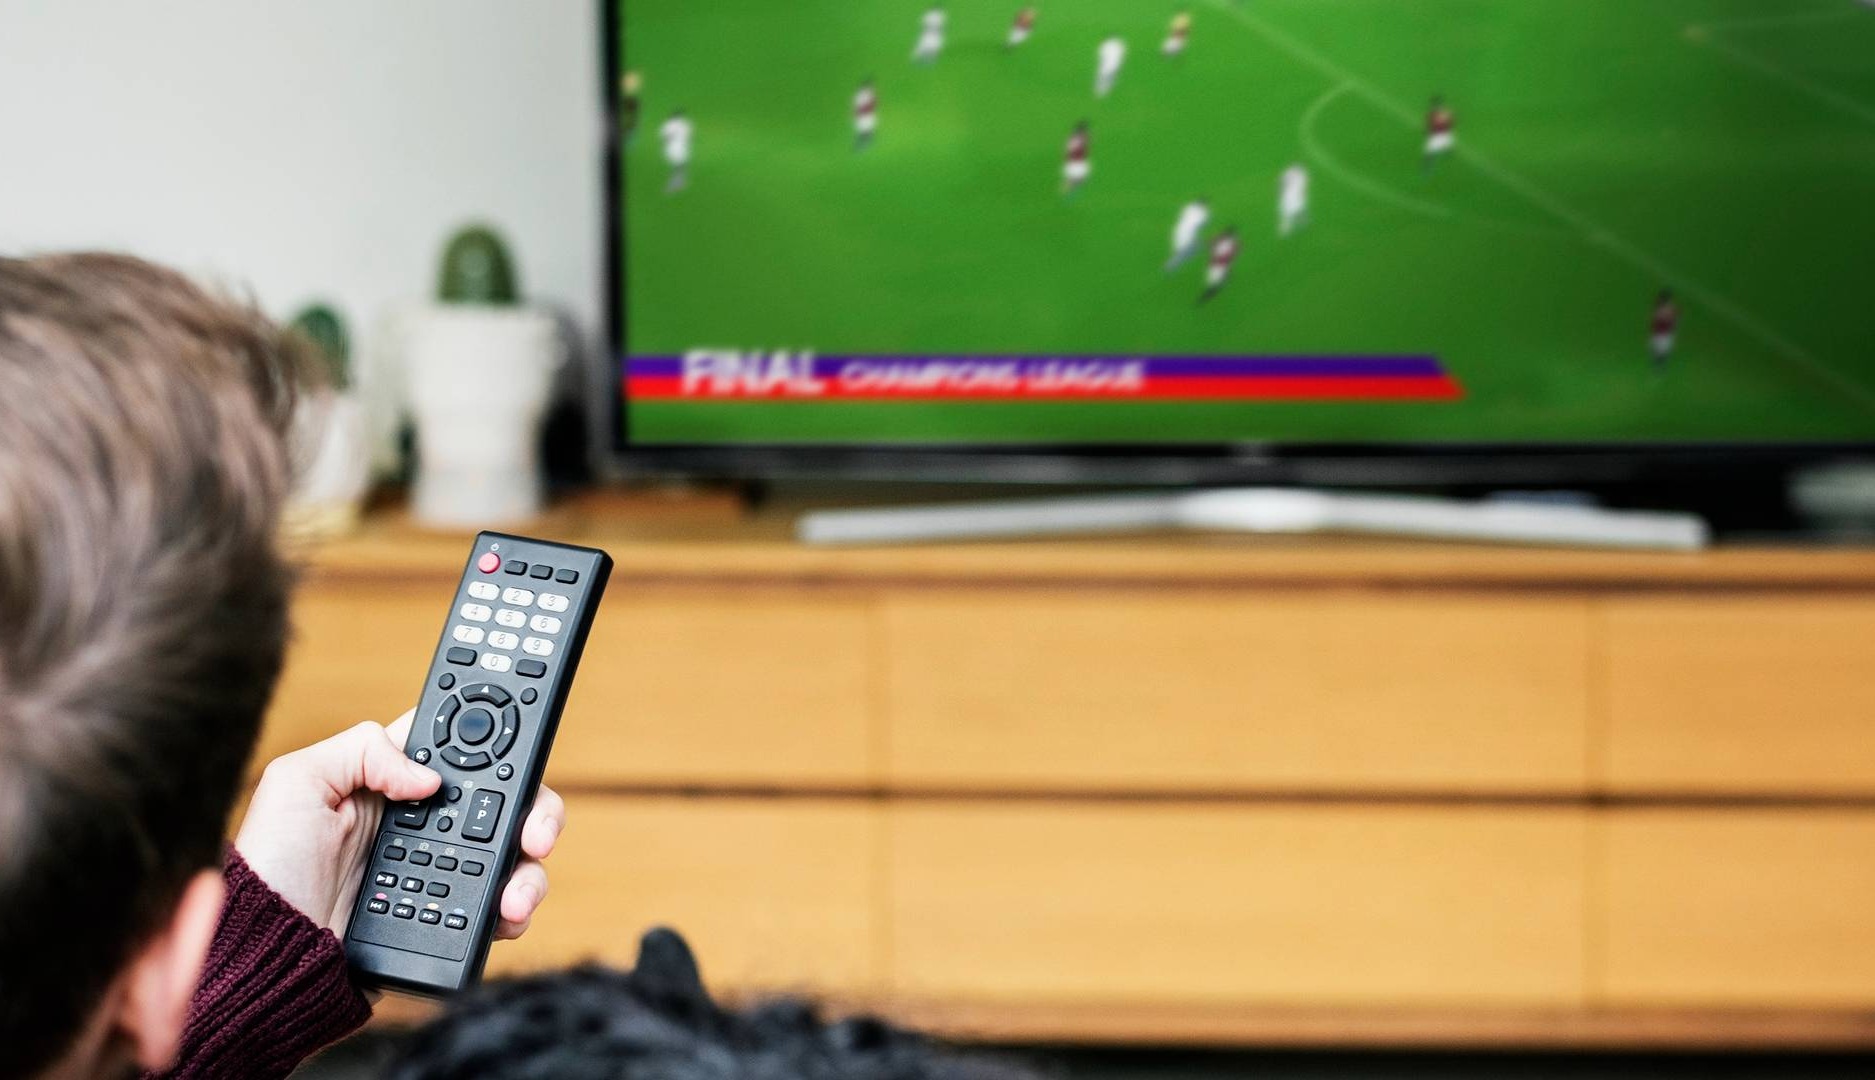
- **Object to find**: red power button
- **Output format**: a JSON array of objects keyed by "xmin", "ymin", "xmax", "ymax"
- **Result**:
[{"xmin": 476, "ymin": 552, "xmax": 500, "ymax": 573}]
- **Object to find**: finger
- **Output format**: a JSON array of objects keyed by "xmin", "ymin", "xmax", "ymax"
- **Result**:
[
  {"xmin": 493, "ymin": 914, "xmax": 531, "ymax": 941},
  {"xmin": 308, "ymin": 720, "xmax": 440, "ymax": 805},
  {"xmin": 520, "ymin": 785, "xmax": 566, "ymax": 861},
  {"xmin": 498, "ymin": 857, "xmax": 549, "ymax": 929}
]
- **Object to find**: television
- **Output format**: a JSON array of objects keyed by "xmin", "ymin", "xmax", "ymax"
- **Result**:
[{"xmin": 605, "ymin": 1, "xmax": 1875, "ymax": 491}]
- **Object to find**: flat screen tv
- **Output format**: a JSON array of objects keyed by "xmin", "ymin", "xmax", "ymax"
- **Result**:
[{"xmin": 605, "ymin": 1, "xmax": 1875, "ymax": 487}]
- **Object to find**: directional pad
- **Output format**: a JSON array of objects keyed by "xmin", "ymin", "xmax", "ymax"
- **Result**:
[{"xmin": 440, "ymin": 746, "xmax": 492, "ymax": 770}]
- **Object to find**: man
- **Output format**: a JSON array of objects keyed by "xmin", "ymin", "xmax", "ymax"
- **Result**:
[
  {"xmin": 1006, "ymin": 6, "xmax": 1037, "ymax": 50},
  {"xmin": 912, "ymin": 5, "xmax": 946, "ymax": 64},
  {"xmin": 620, "ymin": 70, "xmax": 642, "ymax": 145},
  {"xmin": 1199, "ymin": 226, "xmax": 1241, "ymax": 304},
  {"xmin": 1095, "ymin": 35, "xmax": 1127, "ymax": 98},
  {"xmin": 659, "ymin": 109, "xmax": 693, "ymax": 193},
  {"xmin": 854, "ymin": 77, "xmax": 878, "ymax": 151},
  {"xmin": 1423, "ymin": 95, "xmax": 1455, "ymax": 173},
  {"xmin": 1165, "ymin": 198, "xmax": 1210, "ymax": 271},
  {"xmin": 1163, "ymin": 11, "xmax": 1192, "ymax": 58},
  {"xmin": 0, "ymin": 254, "xmax": 561, "ymax": 1079},
  {"xmin": 1061, "ymin": 120, "xmax": 1092, "ymax": 197},
  {"xmin": 1651, "ymin": 288, "xmax": 1680, "ymax": 371},
  {"xmin": 1278, "ymin": 162, "xmax": 1310, "ymax": 237}
]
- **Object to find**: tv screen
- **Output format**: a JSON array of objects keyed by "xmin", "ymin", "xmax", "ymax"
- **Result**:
[{"xmin": 609, "ymin": 1, "xmax": 1875, "ymax": 456}]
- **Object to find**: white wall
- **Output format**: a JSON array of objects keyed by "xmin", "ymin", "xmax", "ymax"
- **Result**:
[{"xmin": 0, "ymin": 0, "xmax": 601, "ymax": 362}]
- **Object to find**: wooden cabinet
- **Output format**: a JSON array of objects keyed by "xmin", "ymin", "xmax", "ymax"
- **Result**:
[{"xmin": 260, "ymin": 499, "xmax": 1875, "ymax": 1049}]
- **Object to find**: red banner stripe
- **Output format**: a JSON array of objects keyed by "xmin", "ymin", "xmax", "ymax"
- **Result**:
[{"xmin": 627, "ymin": 376, "xmax": 1463, "ymax": 402}]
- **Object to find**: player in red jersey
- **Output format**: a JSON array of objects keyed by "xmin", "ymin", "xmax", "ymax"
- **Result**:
[
  {"xmin": 1062, "ymin": 120, "xmax": 1091, "ymax": 197},
  {"xmin": 1007, "ymin": 6, "xmax": 1037, "ymax": 50},
  {"xmin": 1199, "ymin": 226, "xmax": 1240, "ymax": 304},
  {"xmin": 1423, "ymin": 95, "xmax": 1455, "ymax": 173},
  {"xmin": 853, "ymin": 77, "xmax": 878, "ymax": 151},
  {"xmin": 1650, "ymin": 288, "xmax": 1680, "ymax": 371}
]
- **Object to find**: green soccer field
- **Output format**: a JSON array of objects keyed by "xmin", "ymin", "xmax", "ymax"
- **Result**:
[{"xmin": 618, "ymin": 0, "xmax": 1875, "ymax": 445}]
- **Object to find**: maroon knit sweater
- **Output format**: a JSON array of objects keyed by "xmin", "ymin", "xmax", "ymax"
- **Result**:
[{"xmin": 143, "ymin": 851, "xmax": 373, "ymax": 1079}]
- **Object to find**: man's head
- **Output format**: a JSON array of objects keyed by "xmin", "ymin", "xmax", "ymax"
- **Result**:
[
  {"xmin": 388, "ymin": 928, "xmax": 1041, "ymax": 1080},
  {"xmin": 0, "ymin": 254, "xmax": 314, "ymax": 1077}
]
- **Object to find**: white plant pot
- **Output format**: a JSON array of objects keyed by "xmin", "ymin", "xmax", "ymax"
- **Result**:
[
  {"xmin": 287, "ymin": 388, "xmax": 372, "ymax": 537},
  {"xmin": 406, "ymin": 306, "xmax": 559, "ymax": 528}
]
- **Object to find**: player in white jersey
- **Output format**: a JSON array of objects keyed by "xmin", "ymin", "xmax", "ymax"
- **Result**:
[
  {"xmin": 1278, "ymin": 163, "xmax": 1310, "ymax": 237},
  {"xmin": 658, "ymin": 110, "xmax": 692, "ymax": 193},
  {"xmin": 1165, "ymin": 199, "xmax": 1210, "ymax": 271},
  {"xmin": 853, "ymin": 78, "xmax": 878, "ymax": 151},
  {"xmin": 1095, "ymin": 36, "xmax": 1127, "ymax": 98},
  {"xmin": 912, "ymin": 6, "xmax": 946, "ymax": 64},
  {"xmin": 1162, "ymin": 11, "xmax": 1192, "ymax": 57}
]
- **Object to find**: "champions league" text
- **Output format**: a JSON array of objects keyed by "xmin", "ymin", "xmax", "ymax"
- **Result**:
[{"xmin": 680, "ymin": 350, "xmax": 1147, "ymax": 397}]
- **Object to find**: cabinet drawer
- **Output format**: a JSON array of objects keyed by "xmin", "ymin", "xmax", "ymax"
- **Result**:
[
  {"xmin": 890, "ymin": 802, "xmax": 1588, "ymax": 1006},
  {"xmin": 885, "ymin": 594, "xmax": 1590, "ymax": 792},
  {"xmin": 490, "ymin": 795, "xmax": 878, "ymax": 993},
  {"xmin": 1603, "ymin": 598, "xmax": 1875, "ymax": 793},
  {"xmin": 1598, "ymin": 809, "xmax": 1875, "ymax": 1006},
  {"xmin": 268, "ymin": 586, "xmax": 875, "ymax": 786}
]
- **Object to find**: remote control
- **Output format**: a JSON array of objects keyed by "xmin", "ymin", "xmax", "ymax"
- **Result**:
[{"xmin": 344, "ymin": 531, "xmax": 611, "ymax": 995}]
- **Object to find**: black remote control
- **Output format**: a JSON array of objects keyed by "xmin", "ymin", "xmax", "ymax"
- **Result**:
[{"xmin": 344, "ymin": 531, "xmax": 611, "ymax": 995}]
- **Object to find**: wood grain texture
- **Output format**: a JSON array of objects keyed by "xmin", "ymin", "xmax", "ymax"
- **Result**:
[
  {"xmin": 1598, "ymin": 809, "xmax": 1875, "ymax": 1006},
  {"xmin": 1602, "ymin": 599, "xmax": 1875, "ymax": 794},
  {"xmin": 486, "ymin": 795, "xmax": 879, "ymax": 994},
  {"xmin": 884, "ymin": 594, "xmax": 1591, "ymax": 793},
  {"xmin": 888, "ymin": 801, "xmax": 1589, "ymax": 1006}
]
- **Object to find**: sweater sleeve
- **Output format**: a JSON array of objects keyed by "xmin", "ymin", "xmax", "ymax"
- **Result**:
[{"xmin": 144, "ymin": 849, "xmax": 373, "ymax": 1080}]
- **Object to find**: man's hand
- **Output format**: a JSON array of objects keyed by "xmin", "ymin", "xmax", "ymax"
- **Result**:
[{"xmin": 235, "ymin": 711, "xmax": 563, "ymax": 940}]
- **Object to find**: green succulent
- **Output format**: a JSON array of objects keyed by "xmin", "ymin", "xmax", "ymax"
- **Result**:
[
  {"xmin": 437, "ymin": 224, "xmax": 520, "ymax": 305},
  {"xmin": 289, "ymin": 303, "xmax": 350, "ymax": 391}
]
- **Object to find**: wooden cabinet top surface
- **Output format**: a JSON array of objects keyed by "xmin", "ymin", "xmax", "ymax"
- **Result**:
[{"xmin": 298, "ymin": 492, "xmax": 1875, "ymax": 593}]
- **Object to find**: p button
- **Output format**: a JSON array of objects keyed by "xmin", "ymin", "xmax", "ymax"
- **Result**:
[{"xmin": 462, "ymin": 789, "xmax": 505, "ymax": 842}]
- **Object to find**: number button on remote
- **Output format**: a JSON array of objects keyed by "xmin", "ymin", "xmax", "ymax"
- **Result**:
[
  {"xmin": 502, "ymin": 587, "xmax": 534, "ymax": 606},
  {"xmin": 480, "ymin": 653, "xmax": 512, "ymax": 673},
  {"xmin": 538, "ymin": 593, "xmax": 570, "ymax": 613},
  {"xmin": 529, "ymin": 614, "xmax": 561, "ymax": 635},
  {"xmin": 495, "ymin": 608, "xmax": 526, "ymax": 628},
  {"xmin": 451, "ymin": 625, "xmax": 485, "ymax": 645},
  {"xmin": 468, "ymin": 581, "xmax": 499, "ymax": 601},
  {"xmin": 522, "ymin": 637, "xmax": 553, "ymax": 656},
  {"xmin": 487, "ymin": 631, "xmax": 519, "ymax": 651},
  {"xmin": 459, "ymin": 603, "xmax": 492, "ymax": 622}
]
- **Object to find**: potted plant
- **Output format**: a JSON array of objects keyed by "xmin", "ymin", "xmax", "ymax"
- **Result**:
[
  {"xmin": 285, "ymin": 303, "xmax": 372, "ymax": 537},
  {"xmin": 406, "ymin": 224, "xmax": 561, "ymax": 527}
]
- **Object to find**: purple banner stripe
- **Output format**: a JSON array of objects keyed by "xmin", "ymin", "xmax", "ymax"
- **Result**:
[{"xmin": 627, "ymin": 355, "xmax": 1447, "ymax": 378}]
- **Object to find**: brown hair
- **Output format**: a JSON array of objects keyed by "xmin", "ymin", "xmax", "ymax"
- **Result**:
[{"xmin": 0, "ymin": 254, "xmax": 318, "ymax": 1075}]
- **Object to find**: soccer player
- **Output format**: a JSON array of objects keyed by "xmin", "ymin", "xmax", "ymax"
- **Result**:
[
  {"xmin": 1165, "ymin": 199, "xmax": 1210, "ymax": 271},
  {"xmin": 1007, "ymin": 6, "xmax": 1037, "ymax": 50},
  {"xmin": 913, "ymin": 5, "xmax": 946, "ymax": 65},
  {"xmin": 1163, "ymin": 11, "xmax": 1192, "ymax": 58},
  {"xmin": 659, "ymin": 109, "xmax": 692, "ymax": 193},
  {"xmin": 1095, "ymin": 36, "xmax": 1127, "ymax": 98},
  {"xmin": 1062, "ymin": 120, "xmax": 1091, "ymax": 197},
  {"xmin": 854, "ymin": 78, "xmax": 878, "ymax": 151},
  {"xmin": 1278, "ymin": 163, "xmax": 1310, "ymax": 237},
  {"xmin": 1423, "ymin": 95, "xmax": 1456, "ymax": 173},
  {"xmin": 1650, "ymin": 288, "xmax": 1680, "ymax": 371},
  {"xmin": 621, "ymin": 70, "xmax": 643, "ymax": 145},
  {"xmin": 1199, "ymin": 227, "xmax": 1240, "ymax": 304}
]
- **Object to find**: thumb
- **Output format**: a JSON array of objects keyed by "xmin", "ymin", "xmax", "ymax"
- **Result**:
[{"xmin": 314, "ymin": 719, "xmax": 441, "ymax": 805}]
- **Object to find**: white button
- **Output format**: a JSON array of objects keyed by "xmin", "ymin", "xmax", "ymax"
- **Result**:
[
  {"xmin": 467, "ymin": 582, "xmax": 499, "ymax": 601},
  {"xmin": 487, "ymin": 631, "xmax": 520, "ymax": 650},
  {"xmin": 502, "ymin": 587, "xmax": 535, "ymax": 606},
  {"xmin": 529, "ymin": 614, "xmax": 562, "ymax": 635},
  {"xmin": 523, "ymin": 637, "xmax": 554, "ymax": 656},
  {"xmin": 538, "ymin": 593, "xmax": 569, "ymax": 613},
  {"xmin": 479, "ymin": 653, "xmax": 512, "ymax": 672},
  {"xmin": 459, "ymin": 603, "xmax": 492, "ymax": 623},
  {"xmin": 494, "ymin": 609, "xmax": 526, "ymax": 628},
  {"xmin": 452, "ymin": 625, "xmax": 485, "ymax": 645}
]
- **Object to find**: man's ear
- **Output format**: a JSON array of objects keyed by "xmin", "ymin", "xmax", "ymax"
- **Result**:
[{"xmin": 116, "ymin": 868, "xmax": 224, "ymax": 1069}]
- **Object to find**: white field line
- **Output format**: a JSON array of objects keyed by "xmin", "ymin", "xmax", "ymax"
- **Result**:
[
  {"xmin": 1204, "ymin": 0, "xmax": 1875, "ymax": 412},
  {"xmin": 1685, "ymin": 12, "xmax": 1875, "ymax": 130},
  {"xmin": 1690, "ymin": 6, "xmax": 1856, "ymax": 33},
  {"xmin": 1299, "ymin": 83, "xmax": 1454, "ymax": 220}
]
